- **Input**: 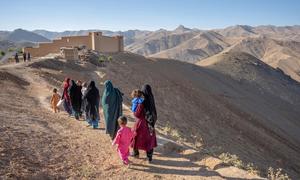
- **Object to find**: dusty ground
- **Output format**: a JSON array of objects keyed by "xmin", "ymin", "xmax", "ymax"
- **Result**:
[
  {"xmin": 0, "ymin": 58, "xmax": 263, "ymax": 179},
  {"xmin": 104, "ymin": 52, "xmax": 300, "ymax": 179}
]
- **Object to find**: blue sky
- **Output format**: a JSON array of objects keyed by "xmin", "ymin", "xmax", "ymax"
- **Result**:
[{"xmin": 1, "ymin": 0, "xmax": 299, "ymax": 31}]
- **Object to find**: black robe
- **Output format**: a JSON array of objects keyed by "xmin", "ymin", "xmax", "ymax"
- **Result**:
[
  {"xmin": 69, "ymin": 80, "xmax": 82, "ymax": 113},
  {"xmin": 141, "ymin": 84, "xmax": 157, "ymax": 130},
  {"xmin": 84, "ymin": 81, "xmax": 100, "ymax": 120}
]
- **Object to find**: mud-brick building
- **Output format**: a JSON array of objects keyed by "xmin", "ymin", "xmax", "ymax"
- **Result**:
[{"xmin": 23, "ymin": 32, "xmax": 124, "ymax": 57}]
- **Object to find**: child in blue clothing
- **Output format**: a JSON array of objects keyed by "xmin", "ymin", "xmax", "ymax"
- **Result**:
[{"xmin": 131, "ymin": 89, "xmax": 144, "ymax": 112}]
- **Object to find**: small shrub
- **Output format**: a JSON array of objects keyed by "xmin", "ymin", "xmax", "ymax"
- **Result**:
[
  {"xmin": 245, "ymin": 163, "xmax": 259, "ymax": 175},
  {"xmin": 8, "ymin": 47, "xmax": 15, "ymax": 52},
  {"xmin": 107, "ymin": 56, "xmax": 113, "ymax": 61},
  {"xmin": 267, "ymin": 167, "xmax": 290, "ymax": 180},
  {"xmin": 219, "ymin": 152, "xmax": 243, "ymax": 168},
  {"xmin": 0, "ymin": 51, "xmax": 5, "ymax": 56},
  {"xmin": 98, "ymin": 55, "xmax": 106, "ymax": 62},
  {"xmin": 17, "ymin": 49, "xmax": 23, "ymax": 54},
  {"xmin": 163, "ymin": 122, "xmax": 181, "ymax": 140}
]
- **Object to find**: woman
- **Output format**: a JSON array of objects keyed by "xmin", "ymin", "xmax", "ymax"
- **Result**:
[
  {"xmin": 62, "ymin": 78, "xmax": 72, "ymax": 115},
  {"xmin": 102, "ymin": 80, "xmax": 123, "ymax": 139},
  {"xmin": 15, "ymin": 53, "xmax": 19, "ymax": 63},
  {"xmin": 76, "ymin": 80, "xmax": 83, "ymax": 117},
  {"xmin": 69, "ymin": 80, "xmax": 82, "ymax": 120},
  {"xmin": 81, "ymin": 82, "xmax": 88, "ymax": 121},
  {"xmin": 83, "ymin": 81, "xmax": 100, "ymax": 128},
  {"xmin": 132, "ymin": 84, "xmax": 157, "ymax": 162}
]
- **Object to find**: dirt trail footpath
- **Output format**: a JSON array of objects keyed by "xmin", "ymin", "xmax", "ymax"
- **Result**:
[{"xmin": 0, "ymin": 61, "xmax": 263, "ymax": 179}]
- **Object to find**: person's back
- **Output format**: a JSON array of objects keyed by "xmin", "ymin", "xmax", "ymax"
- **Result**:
[
  {"xmin": 112, "ymin": 116, "xmax": 133, "ymax": 165},
  {"xmin": 50, "ymin": 88, "xmax": 61, "ymax": 113},
  {"xmin": 15, "ymin": 53, "xmax": 19, "ymax": 63},
  {"xmin": 52, "ymin": 93, "xmax": 60, "ymax": 104},
  {"xmin": 117, "ymin": 126, "xmax": 133, "ymax": 149},
  {"xmin": 27, "ymin": 52, "xmax": 31, "ymax": 61},
  {"xmin": 23, "ymin": 52, "xmax": 26, "ymax": 62}
]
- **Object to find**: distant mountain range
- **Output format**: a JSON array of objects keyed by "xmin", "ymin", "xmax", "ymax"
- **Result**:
[
  {"xmin": 1, "ymin": 25, "xmax": 300, "ymax": 82},
  {"xmin": 0, "ymin": 29, "xmax": 50, "ymax": 43}
]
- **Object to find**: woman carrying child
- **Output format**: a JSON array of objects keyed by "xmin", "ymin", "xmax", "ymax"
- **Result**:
[{"xmin": 131, "ymin": 84, "xmax": 157, "ymax": 162}]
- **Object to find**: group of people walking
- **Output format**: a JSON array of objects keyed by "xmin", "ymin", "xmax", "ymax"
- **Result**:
[
  {"xmin": 58, "ymin": 78, "xmax": 100, "ymax": 128},
  {"xmin": 14, "ymin": 52, "xmax": 31, "ymax": 63},
  {"xmin": 50, "ymin": 78, "xmax": 157, "ymax": 164}
]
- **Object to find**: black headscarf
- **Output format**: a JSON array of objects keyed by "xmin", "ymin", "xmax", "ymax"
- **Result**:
[
  {"xmin": 141, "ymin": 84, "xmax": 157, "ymax": 128},
  {"xmin": 69, "ymin": 80, "xmax": 82, "ymax": 112},
  {"xmin": 85, "ymin": 81, "xmax": 100, "ymax": 106},
  {"xmin": 84, "ymin": 81, "xmax": 100, "ymax": 120}
]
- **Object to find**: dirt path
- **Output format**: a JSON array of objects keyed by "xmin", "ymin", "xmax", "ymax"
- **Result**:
[{"xmin": 0, "ymin": 60, "xmax": 263, "ymax": 179}]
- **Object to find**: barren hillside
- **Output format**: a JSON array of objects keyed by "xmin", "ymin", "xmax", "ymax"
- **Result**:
[
  {"xmin": 126, "ymin": 29, "xmax": 199, "ymax": 56},
  {"xmin": 228, "ymin": 36, "xmax": 300, "ymax": 81},
  {"xmin": 121, "ymin": 25, "xmax": 300, "ymax": 82},
  {"xmin": 150, "ymin": 31, "xmax": 230, "ymax": 62},
  {"xmin": 1, "ymin": 51, "xmax": 300, "ymax": 178},
  {"xmin": 0, "ymin": 54, "xmax": 269, "ymax": 179},
  {"xmin": 106, "ymin": 52, "xmax": 300, "ymax": 178}
]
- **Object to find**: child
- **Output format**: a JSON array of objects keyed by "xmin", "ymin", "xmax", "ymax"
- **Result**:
[
  {"xmin": 131, "ymin": 89, "xmax": 144, "ymax": 113},
  {"xmin": 50, "ymin": 88, "xmax": 61, "ymax": 113},
  {"xmin": 112, "ymin": 116, "xmax": 133, "ymax": 165}
]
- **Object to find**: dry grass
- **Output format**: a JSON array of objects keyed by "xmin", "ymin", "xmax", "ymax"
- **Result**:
[{"xmin": 267, "ymin": 167, "xmax": 291, "ymax": 180}]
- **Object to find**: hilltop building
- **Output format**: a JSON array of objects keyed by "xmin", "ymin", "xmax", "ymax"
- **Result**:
[{"xmin": 23, "ymin": 32, "xmax": 123, "ymax": 57}]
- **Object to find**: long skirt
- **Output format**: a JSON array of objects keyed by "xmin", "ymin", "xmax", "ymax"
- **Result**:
[
  {"xmin": 86, "ymin": 104, "xmax": 99, "ymax": 129},
  {"xmin": 132, "ymin": 117, "xmax": 157, "ymax": 151},
  {"xmin": 63, "ymin": 100, "xmax": 72, "ymax": 115}
]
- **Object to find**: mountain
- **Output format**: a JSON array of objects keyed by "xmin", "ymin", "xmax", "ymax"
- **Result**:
[
  {"xmin": 150, "ymin": 31, "xmax": 229, "ymax": 62},
  {"xmin": 33, "ymin": 29, "xmax": 151, "ymax": 46},
  {"xmin": 0, "ymin": 31, "xmax": 10, "ymax": 41},
  {"xmin": 121, "ymin": 25, "xmax": 300, "ymax": 82},
  {"xmin": 0, "ymin": 40, "xmax": 15, "ymax": 51},
  {"xmin": 173, "ymin": 25, "xmax": 193, "ymax": 34},
  {"xmin": 33, "ymin": 29, "xmax": 102, "ymax": 39},
  {"xmin": 125, "ymin": 28, "xmax": 200, "ymax": 56},
  {"xmin": 4, "ymin": 25, "xmax": 300, "ymax": 81},
  {"xmin": 215, "ymin": 25, "xmax": 257, "ymax": 38},
  {"xmin": 253, "ymin": 25, "xmax": 300, "ymax": 41},
  {"xmin": 227, "ymin": 36, "xmax": 300, "ymax": 81},
  {"xmin": 5, "ymin": 29, "xmax": 50, "ymax": 43}
]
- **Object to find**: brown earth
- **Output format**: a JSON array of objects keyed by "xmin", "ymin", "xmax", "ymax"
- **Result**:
[
  {"xmin": 104, "ymin": 52, "xmax": 300, "ymax": 179},
  {"xmin": 0, "ymin": 55, "xmax": 264, "ymax": 179}
]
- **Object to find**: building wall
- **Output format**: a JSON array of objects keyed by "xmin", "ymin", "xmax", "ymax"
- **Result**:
[
  {"xmin": 61, "ymin": 48, "xmax": 79, "ymax": 60},
  {"xmin": 23, "ymin": 32, "xmax": 123, "ymax": 57},
  {"xmin": 99, "ymin": 36, "xmax": 120, "ymax": 52}
]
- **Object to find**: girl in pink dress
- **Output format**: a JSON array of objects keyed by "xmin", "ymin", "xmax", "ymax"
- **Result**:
[{"xmin": 112, "ymin": 116, "xmax": 133, "ymax": 165}]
